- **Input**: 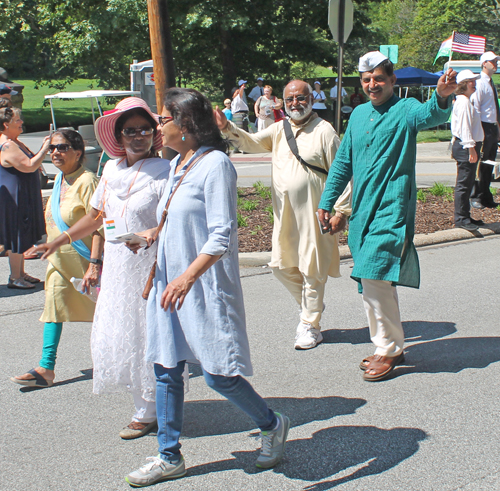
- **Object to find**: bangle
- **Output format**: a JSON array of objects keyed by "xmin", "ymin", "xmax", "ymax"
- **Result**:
[
  {"xmin": 89, "ymin": 258, "xmax": 103, "ymax": 265},
  {"xmin": 63, "ymin": 231, "xmax": 73, "ymax": 244}
]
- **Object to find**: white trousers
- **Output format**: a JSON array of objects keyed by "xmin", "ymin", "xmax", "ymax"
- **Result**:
[
  {"xmin": 272, "ymin": 267, "xmax": 326, "ymax": 329},
  {"xmin": 131, "ymin": 391, "xmax": 157, "ymax": 423},
  {"xmin": 257, "ymin": 117, "xmax": 273, "ymax": 132},
  {"xmin": 361, "ymin": 279, "xmax": 404, "ymax": 357}
]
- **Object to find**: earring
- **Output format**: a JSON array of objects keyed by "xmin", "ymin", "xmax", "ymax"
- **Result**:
[{"xmin": 181, "ymin": 133, "xmax": 186, "ymax": 141}]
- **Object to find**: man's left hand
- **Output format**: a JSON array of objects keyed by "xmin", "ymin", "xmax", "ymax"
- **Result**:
[{"xmin": 436, "ymin": 68, "xmax": 458, "ymax": 99}]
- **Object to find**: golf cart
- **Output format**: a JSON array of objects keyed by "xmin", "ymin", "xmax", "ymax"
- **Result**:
[{"xmin": 18, "ymin": 90, "xmax": 140, "ymax": 187}]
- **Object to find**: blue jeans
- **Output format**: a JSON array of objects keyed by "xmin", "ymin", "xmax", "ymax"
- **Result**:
[{"xmin": 154, "ymin": 361, "xmax": 277, "ymax": 462}]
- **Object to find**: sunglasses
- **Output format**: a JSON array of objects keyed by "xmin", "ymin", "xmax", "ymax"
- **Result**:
[
  {"xmin": 49, "ymin": 143, "xmax": 72, "ymax": 153},
  {"xmin": 158, "ymin": 116, "xmax": 174, "ymax": 127},
  {"xmin": 284, "ymin": 95, "xmax": 309, "ymax": 104},
  {"xmin": 121, "ymin": 127, "xmax": 155, "ymax": 137}
]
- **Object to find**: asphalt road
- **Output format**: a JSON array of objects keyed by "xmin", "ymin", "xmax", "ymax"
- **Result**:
[{"xmin": 1, "ymin": 235, "xmax": 500, "ymax": 490}]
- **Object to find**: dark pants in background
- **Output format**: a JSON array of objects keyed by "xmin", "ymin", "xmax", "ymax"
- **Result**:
[
  {"xmin": 453, "ymin": 139, "xmax": 481, "ymax": 225},
  {"xmin": 471, "ymin": 122, "xmax": 498, "ymax": 207}
]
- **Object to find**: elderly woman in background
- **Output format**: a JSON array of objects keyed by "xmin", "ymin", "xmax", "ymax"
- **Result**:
[
  {"xmin": 124, "ymin": 88, "xmax": 289, "ymax": 488},
  {"xmin": 451, "ymin": 70, "xmax": 484, "ymax": 231},
  {"xmin": 254, "ymin": 85, "xmax": 282, "ymax": 132},
  {"xmin": 0, "ymin": 107, "xmax": 50, "ymax": 288},
  {"xmin": 29, "ymin": 98, "xmax": 170, "ymax": 439},
  {"xmin": 11, "ymin": 130, "xmax": 104, "ymax": 387}
]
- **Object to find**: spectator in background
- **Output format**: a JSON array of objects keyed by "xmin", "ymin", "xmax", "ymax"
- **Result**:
[
  {"xmin": 222, "ymin": 99, "xmax": 233, "ymax": 121},
  {"xmin": 0, "ymin": 97, "xmax": 12, "ymax": 108},
  {"xmin": 0, "ymin": 84, "xmax": 17, "ymax": 101},
  {"xmin": 451, "ymin": 70, "xmax": 484, "ymax": 231},
  {"xmin": 254, "ymin": 85, "xmax": 282, "ymax": 132},
  {"xmin": 248, "ymin": 77, "xmax": 265, "ymax": 102},
  {"xmin": 470, "ymin": 51, "xmax": 500, "ymax": 209},
  {"xmin": 350, "ymin": 87, "xmax": 365, "ymax": 108},
  {"xmin": 312, "ymin": 81, "xmax": 328, "ymax": 120},
  {"xmin": 330, "ymin": 78, "xmax": 348, "ymax": 114},
  {"xmin": 231, "ymin": 80, "xmax": 249, "ymax": 132}
]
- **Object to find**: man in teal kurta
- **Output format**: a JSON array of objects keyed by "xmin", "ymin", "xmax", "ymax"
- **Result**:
[{"xmin": 318, "ymin": 51, "xmax": 457, "ymax": 382}]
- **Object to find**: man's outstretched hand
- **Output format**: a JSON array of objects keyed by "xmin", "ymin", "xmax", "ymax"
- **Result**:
[{"xmin": 214, "ymin": 106, "xmax": 229, "ymax": 131}]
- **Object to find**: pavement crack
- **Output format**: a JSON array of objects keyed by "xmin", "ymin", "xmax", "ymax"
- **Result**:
[{"xmin": 0, "ymin": 305, "xmax": 44, "ymax": 317}]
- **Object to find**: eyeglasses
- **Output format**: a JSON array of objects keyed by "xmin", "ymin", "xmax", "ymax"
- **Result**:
[
  {"xmin": 49, "ymin": 143, "xmax": 72, "ymax": 153},
  {"xmin": 158, "ymin": 116, "xmax": 174, "ymax": 127},
  {"xmin": 284, "ymin": 95, "xmax": 308, "ymax": 104},
  {"xmin": 121, "ymin": 127, "xmax": 154, "ymax": 137}
]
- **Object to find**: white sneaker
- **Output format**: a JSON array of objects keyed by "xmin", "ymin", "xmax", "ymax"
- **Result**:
[
  {"xmin": 125, "ymin": 455, "xmax": 186, "ymax": 487},
  {"xmin": 294, "ymin": 322, "xmax": 323, "ymax": 350}
]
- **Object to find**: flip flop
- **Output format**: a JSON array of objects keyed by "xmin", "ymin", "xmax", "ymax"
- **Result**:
[
  {"xmin": 359, "ymin": 352, "xmax": 405, "ymax": 371},
  {"xmin": 362, "ymin": 353, "xmax": 405, "ymax": 382},
  {"xmin": 10, "ymin": 369, "xmax": 54, "ymax": 388}
]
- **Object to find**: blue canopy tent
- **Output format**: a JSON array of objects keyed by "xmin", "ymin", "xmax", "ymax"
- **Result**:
[{"xmin": 393, "ymin": 67, "xmax": 441, "ymax": 101}]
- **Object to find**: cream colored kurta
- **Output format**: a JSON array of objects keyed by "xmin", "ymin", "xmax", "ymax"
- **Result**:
[
  {"xmin": 40, "ymin": 168, "xmax": 99, "ymax": 323},
  {"xmin": 223, "ymin": 114, "xmax": 351, "ymax": 280}
]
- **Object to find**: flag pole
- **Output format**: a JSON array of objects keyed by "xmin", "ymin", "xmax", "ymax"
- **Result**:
[{"xmin": 449, "ymin": 31, "xmax": 454, "ymax": 63}]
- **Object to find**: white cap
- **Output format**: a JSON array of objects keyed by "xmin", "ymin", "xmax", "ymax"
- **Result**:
[
  {"xmin": 238, "ymin": 79, "xmax": 247, "ymax": 86},
  {"xmin": 314, "ymin": 81, "xmax": 321, "ymax": 85},
  {"xmin": 480, "ymin": 51, "xmax": 500, "ymax": 64},
  {"xmin": 456, "ymin": 69, "xmax": 480, "ymax": 84},
  {"xmin": 257, "ymin": 77, "xmax": 264, "ymax": 81},
  {"xmin": 359, "ymin": 51, "xmax": 389, "ymax": 72}
]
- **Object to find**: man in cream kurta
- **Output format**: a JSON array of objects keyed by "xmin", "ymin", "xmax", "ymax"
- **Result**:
[{"xmin": 215, "ymin": 80, "xmax": 351, "ymax": 350}]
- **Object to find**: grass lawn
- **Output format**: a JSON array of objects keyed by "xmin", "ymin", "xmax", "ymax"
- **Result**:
[{"xmin": 16, "ymin": 79, "xmax": 116, "ymax": 132}]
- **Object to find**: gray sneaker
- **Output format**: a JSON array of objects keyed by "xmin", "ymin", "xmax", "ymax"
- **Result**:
[
  {"xmin": 256, "ymin": 412, "xmax": 290, "ymax": 469},
  {"xmin": 125, "ymin": 455, "xmax": 186, "ymax": 487}
]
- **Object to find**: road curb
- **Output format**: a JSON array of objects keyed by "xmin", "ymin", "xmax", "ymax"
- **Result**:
[{"xmin": 239, "ymin": 225, "xmax": 500, "ymax": 267}]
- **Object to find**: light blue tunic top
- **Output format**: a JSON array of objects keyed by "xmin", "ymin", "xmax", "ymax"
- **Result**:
[
  {"xmin": 319, "ymin": 92, "xmax": 452, "ymax": 292},
  {"xmin": 146, "ymin": 147, "xmax": 252, "ymax": 376}
]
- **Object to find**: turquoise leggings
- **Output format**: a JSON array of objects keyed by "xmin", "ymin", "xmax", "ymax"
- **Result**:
[{"xmin": 39, "ymin": 322, "xmax": 63, "ymax": 370}]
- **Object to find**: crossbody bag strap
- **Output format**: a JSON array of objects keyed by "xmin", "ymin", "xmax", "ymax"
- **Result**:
[{"xmin": 282, "ymin": 119, "xmax": 328, "ymax": 176}]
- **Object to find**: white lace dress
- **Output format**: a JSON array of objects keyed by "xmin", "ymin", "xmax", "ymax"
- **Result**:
[{"xmin": 89, "ymin": 158, "xmax": 170, "ymax": 401}]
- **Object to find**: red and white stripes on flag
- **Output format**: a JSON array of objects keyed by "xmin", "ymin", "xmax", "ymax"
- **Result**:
[{"xmin": 452, "ymin": 32, "xmax": 486, "ymax": 54}]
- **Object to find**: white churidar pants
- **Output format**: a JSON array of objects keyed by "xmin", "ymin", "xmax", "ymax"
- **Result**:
[
  {"xmin": 272, "ymin": 267, "xmax": 325, "ymax": 329},
  {"xmin": 131, "ymin": 392, "xmax": 157, "ymax": 423},
  {"xmin": 361, "ymin": 278, "xmax": 404, "ymax": 357}
]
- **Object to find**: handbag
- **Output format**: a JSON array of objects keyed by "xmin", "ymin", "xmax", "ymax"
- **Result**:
[
  {"xmin": 282, "ymin": 119, "xmax": 328, "ymax": 176},
  {"xmin": 272, "ymin": 97, "xmax": 285, "ymax": 122},
  {"xmin": 142, "ymin": 149, "xmax": 214, "ymax": 300}
]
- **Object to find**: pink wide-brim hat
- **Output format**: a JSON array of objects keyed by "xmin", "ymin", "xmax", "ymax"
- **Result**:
[{"xmin": 94, "ymin": 97, "xmax": 163, "ymax": 159}]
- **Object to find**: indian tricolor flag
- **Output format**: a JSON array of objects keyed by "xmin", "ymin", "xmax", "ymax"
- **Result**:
[{"xmin": 433, "ymin": 36, "xmax": 452, "ymax": 64}]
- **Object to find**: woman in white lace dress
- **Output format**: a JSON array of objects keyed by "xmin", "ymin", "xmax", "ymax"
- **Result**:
[{"xmin": 33, "ymin": 98, "xmax": 170, "ymax": 439}]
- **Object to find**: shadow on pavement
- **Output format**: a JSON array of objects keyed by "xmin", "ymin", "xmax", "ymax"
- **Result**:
[
  {"xmin": 18, "ymin": 368, "xmax": 93, "ymax": 392},
  {"xmin": 183, "ymin": 396, "xmax": 366, "ymax": 438},
  {"xmin": 186, "ymin": 425, "xmax": 426, "ymax": 489},
  {"xmin": 0, "ymin": 281, "xmax": 45, "ymax": 297},
  {"xmin": 400, "ymin": 336, "xmax": 500, "ymax": 374},
  {"xmin": 322, "ymin": 320, "xmax": 456, "ymax": 345}
]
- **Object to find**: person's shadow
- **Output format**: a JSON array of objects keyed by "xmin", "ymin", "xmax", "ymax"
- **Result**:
[
  {"xmin": 322, "ymin": 320, "xmax": 456, "ymax": 346},
  {"xmin": 186, "ymin": 425, "xmax": 427, "ymax": 489},
  {"xmin": 183, "ymin": 396, "xmax": 367, "ymax": 438}
]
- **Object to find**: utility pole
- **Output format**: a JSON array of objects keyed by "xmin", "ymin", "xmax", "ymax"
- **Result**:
[{"xmin": 147, "ymin": 0, "xmax": 176, "ymax": 112}]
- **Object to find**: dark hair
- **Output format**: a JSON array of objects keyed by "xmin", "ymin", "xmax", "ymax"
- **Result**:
[
  {"xmin": 51, "ymin": 129, "xmax": 85, "ymax": 164},
  {"xmin": 163, "ymin": 88, "xmax": 229, "ymax": 154},
  {"xmin": 0, "ymin": 106, "xmax": 14, "ymax": 131},
  {"xmin": 114, "ymin": 107, "xmax": 158, "ymax": 149},
  {"xmin": 0, "ymin": 97, "xmax": 12, "ymax": 109}
]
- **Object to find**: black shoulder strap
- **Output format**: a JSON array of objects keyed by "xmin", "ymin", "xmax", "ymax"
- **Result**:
[{"xmin": 282, "ymin": 119, "xmax": 328, "ymax": 176}]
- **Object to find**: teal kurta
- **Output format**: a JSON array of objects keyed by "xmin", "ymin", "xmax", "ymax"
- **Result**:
[{"xmin": 319, "ymin": 92, "xmax": 451, "ymax": 291}]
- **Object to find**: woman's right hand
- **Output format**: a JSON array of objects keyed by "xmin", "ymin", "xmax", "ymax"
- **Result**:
[
  {"xmin": 24, "ymin": 242, "xmax": 58, "ymax": 260},
  {"xmin": 40, "ymin": 135, "xmax": 51, "ymax": 154},
  {"xmin": 125, "ymin": 227, "xmax": 157, "ymax": 254},
  {"xmin": 469, "ymin": 147, "xmax": 478, "ymax": 164}
]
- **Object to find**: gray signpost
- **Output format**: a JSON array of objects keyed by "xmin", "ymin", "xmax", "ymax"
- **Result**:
[{"xmin": 328, "ymin": 0, "xmax": 353, "ymax": 132}]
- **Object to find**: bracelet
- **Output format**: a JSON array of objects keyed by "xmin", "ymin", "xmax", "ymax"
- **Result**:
[
  {"xmin": 89, "ymin": 258, "xmax": 103, "ymax": 266},
  {"xmin": 63, "ymin": 231, "xmax": 73, "ymax": 244}
]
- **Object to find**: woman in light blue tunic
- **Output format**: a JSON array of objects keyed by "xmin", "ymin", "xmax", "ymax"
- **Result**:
[{"xmin": 125, "ymin": 88, "xmax": 289, "ymax": 487}]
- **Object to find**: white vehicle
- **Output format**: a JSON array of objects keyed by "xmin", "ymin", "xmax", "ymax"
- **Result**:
[{"xmin": 18, "ymin": 90, "xmax": 140, "ymax": 187}]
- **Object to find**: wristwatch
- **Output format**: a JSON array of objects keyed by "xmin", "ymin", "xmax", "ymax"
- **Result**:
[{"xmin": 89, "ymin": 258, "xmax": 103, "ymax": 265}]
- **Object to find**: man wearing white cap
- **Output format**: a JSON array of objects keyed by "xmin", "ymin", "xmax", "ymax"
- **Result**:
[
  {"xmin": 318, "ymin": 51, "xmax": 457, "ymax": 381},
  {"xmin": 215, "ymin": 79, "xmax": 351, "ymax": 350},
  {"xmin": 451, "ymin": 70, "xmax": 484, "ymax": 231},
  {"xmin": 248, "ymin": 77, "xmax": 265, "ymax": 102},
  {"xmin": 470, "ymin": 51, "xmax": 500, "ymax": 209}
]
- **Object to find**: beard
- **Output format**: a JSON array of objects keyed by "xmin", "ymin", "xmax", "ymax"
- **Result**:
[{"xmin": 285, "ymin": 101, "xmax": 313, "ymax": 123}]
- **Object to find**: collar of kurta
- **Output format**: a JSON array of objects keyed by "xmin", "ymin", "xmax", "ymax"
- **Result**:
[
  {"xmin": 371, "ymin": 94, "xmax": 399, "ymax": 114},
  {"xmin": 63, "ymin": 165, "xmax": 85, "ymax": 185}
]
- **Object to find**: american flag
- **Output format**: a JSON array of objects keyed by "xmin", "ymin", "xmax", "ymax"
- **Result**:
[{"xmin": 452, "ymin": 32, "xmax": 486, "ymax": 54}]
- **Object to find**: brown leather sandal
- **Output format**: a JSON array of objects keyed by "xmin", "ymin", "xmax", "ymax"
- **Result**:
[
  {"xmin": 362, "ymin": 352, "xmax": 405, "ymax": 382},
  {"xmin": 359, "ymin": 352, "xmax": 405, "ymax": 371}
]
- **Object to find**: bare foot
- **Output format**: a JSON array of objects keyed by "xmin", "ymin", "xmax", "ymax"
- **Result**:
[{"xmin": 13, "ymin": 367, "xmax": 55, "ymax": 383}]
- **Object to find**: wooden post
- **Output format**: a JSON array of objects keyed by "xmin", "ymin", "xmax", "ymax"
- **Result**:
[{"xmin": 147, "ymin": 0, "xmax": 176, "ymax": 112}]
